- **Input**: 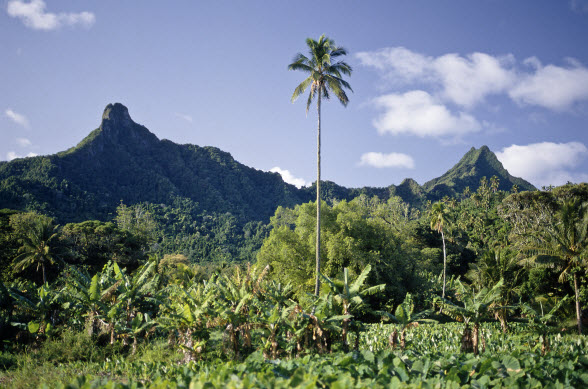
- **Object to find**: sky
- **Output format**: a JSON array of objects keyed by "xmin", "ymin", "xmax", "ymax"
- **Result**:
[{"xmin": 2, "ymin": 0, "xmax": 588, "ymax": 190}]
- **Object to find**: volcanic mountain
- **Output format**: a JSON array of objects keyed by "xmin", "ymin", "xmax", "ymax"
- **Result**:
[{"xmin": 0, "ymin": 103, "xmax": 535, "ymax": 223}]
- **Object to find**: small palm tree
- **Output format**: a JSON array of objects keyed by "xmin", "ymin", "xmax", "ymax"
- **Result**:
[
  {"xmin": 466, "ymin": 248, "xmax": 524, "ymax": 333},
  {"xmin": 13, "ymin": 216, "xmax": 60, "ymax": 284},
  {"xmin": 519, "ymin": 199, "xmax": 587, "ymax": 334},
  {"xmin": 289, "ymin": 34, "xmax": 352, "ymax": 296},
  {"xmin": 430, "ymin": 202, "xmax": 452, "ymax": 298}
]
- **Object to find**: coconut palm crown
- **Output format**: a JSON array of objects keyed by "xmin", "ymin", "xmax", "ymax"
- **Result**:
[{"xmin": 288, "ymin": 34, "xmax": 352, "ymax": 111}]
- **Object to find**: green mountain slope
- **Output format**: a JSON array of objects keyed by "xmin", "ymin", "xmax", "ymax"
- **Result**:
[
  {"xmin": 423, "ymin": 146, "xmax": 536, "ymax": 199},
  {"xmin": 0, "ymin": 103, "xmax": 305, "ymax": 223}
]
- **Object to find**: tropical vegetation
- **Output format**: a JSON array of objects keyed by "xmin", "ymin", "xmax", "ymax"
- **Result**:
[{"xmin": 0, "ymin": 36, "xmax": 586, "ymax": 388}]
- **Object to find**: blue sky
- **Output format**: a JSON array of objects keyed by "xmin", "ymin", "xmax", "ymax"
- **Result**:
[{"xmin": 2, "ymin": 0, "xmax": 588, "ymax": 189}]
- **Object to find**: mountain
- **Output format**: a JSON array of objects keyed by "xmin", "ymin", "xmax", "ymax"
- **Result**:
[
  {"xmin": 0, "ymin": 104, "xmax": 537, "ymax": 262},
  {"xmin": 0, "ymin": 104, "xmax": 535, "ymax": 224},
  {"xmin": 422, "ymin": 146, "xmax": 535, "ymax": 199},
  {"xmin": 0, "ymin": 103, "xmax": 305, "ymax": 223}
]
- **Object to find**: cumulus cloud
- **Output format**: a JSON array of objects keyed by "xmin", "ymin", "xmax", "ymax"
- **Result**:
[
  {"xmin": 357, "ymin": 47, "xmax": 588, "ymax": 111},
  {"xmin": 359, "ymin": 152, "xmax": 415, "ymax": 169},
  {"xmin": 6, "ymin": 151, "xmax": 37, "ymax": 161},
  {"xmin": 7, "ymin": 0, "xmax": 95, "ymax": 31},
  {"xmin": 509, "ymin": 59, "xmax": 588, "ymax": 110},
  {"xmin": 269, "ymin": 167, "xmax": 309, "ymax": 188},
  {"xmin": 356, "ymin": 47, "xmax": 515, "ymax": 107},
  {"xmin": 174, "ymin": 113, "xmax": 193, "ymax": 123},
  {"xmin": 371, "ymin": 91, "xmax": 482, "ymax": 138},
  {"xmin": 355, "ymin": 47, "xmax": 432, "ymax": 84},
  {"xmin": 434, "ymin": 53, "xmax": 515, "ymax": 107},
  {"xmin": 5, "ymin": 109, "xmax": 30, "ymax": 128},
  {"xmin": 496, "ymin": 142, "xmax": 588, "ymax": 187},
  {"xmin": 15, "ymin": 137, "xmax": 32, "ymax": 147}
]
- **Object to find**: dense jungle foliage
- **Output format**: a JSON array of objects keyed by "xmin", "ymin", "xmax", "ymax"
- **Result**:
[{"xmin": 0, "ymin": 181, "xmax": 586, "ymax": 387}]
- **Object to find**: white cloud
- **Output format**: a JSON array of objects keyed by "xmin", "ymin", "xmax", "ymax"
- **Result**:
[
  {"xmin": 359, "ymin": 152, "xmax": 415, "ymax": 169},
  {"xmin": 269, "ymin": 167, "xmax": 309, "ymax": 188},
  {"xmin": 371, "ymin": 91, "xmax": 482, "ymax": 138},
  {"xmin": 5, "ymin": 109, "xmax": 30, "ymax": 128},
  {"xmin": 6, "ymin": 151, "xmax": 37, "ymax": 161},
  {"xmin": 433, "ymin": 52, "xmax": 515, "ymax": 107},
  {"xmin": 356, "ymin": 48, "xmax": 515, "ymax": 107},
  {"xmin": 355, "ymin": 47, "xmax": 431, "ymax": 84},
  {"xmin": 174, "ymin": 113, "xmax": 193, "ymax": 123},
  {"xmin": 16, "ymin": 137, "xmax": 32, "ymax": 147},
  {"xmin": 7, "ymin": 0, "xmax": 95, "ymax": 31},
  {"xmin": 496, "ymin": 142, "xmax": 588, "ymax": 187},
  {"xmin": 509, "ymin": 60, "xmax": 588, "ymax": 110},
  {"xmin": 357, "ymin": 47, "xmax": 588, "ymax": 111}
]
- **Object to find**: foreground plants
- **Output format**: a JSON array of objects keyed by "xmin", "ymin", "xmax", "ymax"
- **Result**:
[
  {"xmin": 2, "ymin": 323, "xmax": 587, "ymax": 388},
  {"xmin": 32, "ymin": 342, "xmax": 588, "ymax": 388}
]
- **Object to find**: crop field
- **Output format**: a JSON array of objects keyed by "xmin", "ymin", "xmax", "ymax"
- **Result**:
[{"xmin": 2, "ymin": 323, "xmax": 585, "ymax": 388}]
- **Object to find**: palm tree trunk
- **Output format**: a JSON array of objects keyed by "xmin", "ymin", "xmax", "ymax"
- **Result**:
[
  {"xmin": 314, "ymin": 90, "xmax": 322, "ymax": 297},
  {"xmin": 441, "ymin": 230, "xmax": 447, "ymax": 299},
  {"xmin": 574, "ymin": 272, "xmax": 582, "ymax": 334},
  {"xmin": 42, "ymin": 262, "xmax": 46, "ymax": 284}
]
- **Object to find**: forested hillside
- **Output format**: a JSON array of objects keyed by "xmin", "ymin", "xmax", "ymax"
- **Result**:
[{"xmin": 0, "ymin": 104, "xmax": 535, "ymax": 262}]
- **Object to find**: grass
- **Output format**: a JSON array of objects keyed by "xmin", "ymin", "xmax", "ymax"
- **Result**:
[{"xmin": 0, "ymin": 330, "xmax": 182, "ymax": 388}]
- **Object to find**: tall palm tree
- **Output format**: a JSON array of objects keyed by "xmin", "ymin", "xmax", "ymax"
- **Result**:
[
  {"xmin": 430, "ymin": 202, "xmax": 452, "ymax": 298},
  {"xmin": 289, "ymin": 34, "xmax": 352, "ymax": 296},
  {"xmin": 13, "ymin": 216, "xmax": 60, "ymax": 284}
]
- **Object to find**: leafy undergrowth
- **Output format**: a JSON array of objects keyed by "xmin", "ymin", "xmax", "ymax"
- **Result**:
[
  {"xmin": 46, "ymin": 349, "xmax": 588, "ymax": 388},
  {"xmin": 2, "ymin": 324, "xmax": 587, "ymax": 388}
]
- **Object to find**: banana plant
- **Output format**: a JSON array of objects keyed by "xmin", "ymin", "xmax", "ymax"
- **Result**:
[
  {"xmin": 111, "ymin": 259, "xmax": 161, "ymax": 345},
  {"xmin": 116, "ymin": 311, "xmax": 156, "ymax": 354},
  {"xmin": 259, "ymin": 302, "xmax": 296, "ymax": 359},
  {"xmin": 9, "ymin": 282, "xmax": 62, "ymax": 338},
  {"xmin": 436, "ymin": 279, "xmax": 504, "ymax": 355},
  {"xmin": 215, "ymin": 275, "xmax": 254, "ymax": 358},
  {"xmin": 520, "ymin": 295, "xmax": 570, "ymax": 355},
  {"xmin": 254, "ymin": 281, "xmax": 298, "ymax": 358},
  {"xmin": 379, "ymin": 293, "xmax": 435, "ymax": 350},
  {"xmin": 158, "ymin": 280, "xmax": 217, "ymax": 363},
  {"xmin": 62, "ymin": 263, "xmax": 119, "ymax": 338},
  {"xmin": 321, "ymin": 265, "xmax": 385, "ymax": 351},
  {"xmin": 301, "ymin": 290, "xmax": 348, "ymax": 354}
]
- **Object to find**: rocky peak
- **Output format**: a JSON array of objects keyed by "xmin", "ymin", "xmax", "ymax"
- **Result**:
[
  {"xmin": 101, "ymin": 103, "xmax": 134, "ymax": 129},
  {"xmin": 93, "ymin": 103, "xmax": 159, "ymax": 149}
]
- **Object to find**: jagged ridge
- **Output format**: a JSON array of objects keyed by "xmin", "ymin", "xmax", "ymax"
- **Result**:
[{"xmin": 0, "ymin": 104, "xmax": 536, "ymax": 224}]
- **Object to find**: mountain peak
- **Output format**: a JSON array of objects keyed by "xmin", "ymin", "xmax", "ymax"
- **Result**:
[
  {"xmin": 423, "ymin": 145, "xmax": 535, "ymax": 198},
  {"xmin": 101, "ymin": 103, "xmax": 133, "ymax": 129}
]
